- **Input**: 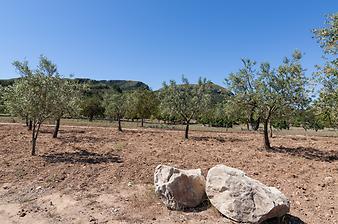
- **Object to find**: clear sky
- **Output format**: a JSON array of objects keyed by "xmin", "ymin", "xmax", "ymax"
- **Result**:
[{"xmin": 0, "ymin": 0, "xmax": 337, "ymax": 90}]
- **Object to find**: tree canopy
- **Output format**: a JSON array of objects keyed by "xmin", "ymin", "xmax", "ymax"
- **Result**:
[
  {"xmin": 313, "ymin": 13, "xmax": 338, "ymax": 128},
  {"xmin": 160, "ymin": 77, "xmax": 211, "ymax": 139}
]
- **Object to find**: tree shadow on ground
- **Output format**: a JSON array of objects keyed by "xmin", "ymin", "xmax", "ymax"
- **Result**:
[
  {"xmin": 181, "ymin": 199, "xmax": 211, "ymax": 213},
  {"xmin": 191, "ymin": 136, "xmax": 247, "ymax": 143},
  {"xmin": 41, "ymin": 149, "xmax": 123, "ymax": 164},
  {"xmin": 122, "ymin": 129, "xmax": 163, "ymax": 135},
  {"xmin": 221, "ymin": 214, "xmax": 305, "ymax": 224},
  {"xmin": 263, "ymin": 146, "xmax": 338, "ymax": 162},
  {"xmin": 262, "ymin": 214, "xmax": 306, "ymax": 224},
  {"xmin": 39, "ymin": 128, "xmax": 85, "ymax": 134},
  {"xmin": 58, "ymin": 135, "xmax": 105, "ymax": 144}
]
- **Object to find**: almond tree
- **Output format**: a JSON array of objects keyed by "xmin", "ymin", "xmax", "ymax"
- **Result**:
[
  {"xmin": 256, "ymin": 50, "xmax": 309, "ymax": 149},
  {"xmin": 313, "ymin": 13, "xmax": 338, "ymax": 128},
  {"xmin": 227, "ymin": 51, "xmax": 309, "ymax": 149},
  {"xmin": 160, "ymin": 77, "xmax": 211, "ymax": 139},
  {"xmin": 226, "ymin": 59, "xmax": 261, "ymax": 130}
]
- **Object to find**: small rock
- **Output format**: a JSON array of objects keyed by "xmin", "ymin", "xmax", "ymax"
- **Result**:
[
  {"xmin": 89, "ymin": 216, "xmax": 98, "ymax": 223},
  {"xmin": 323, "ymin": 176, "xmax": 335, "ymax": 186},
  {"xmin": 18, "ymin": 209, "xmax": 26, "ymax": 217},
  {"xmin": 111, "ymin": 208, "xmax": 119, "ymax": 213},
  {"xmin": 2, "ymin": 183, "xmax": 10, "ymax": 190}
]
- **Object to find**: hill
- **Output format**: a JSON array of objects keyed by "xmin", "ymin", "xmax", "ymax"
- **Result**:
[
  {"xmin": 156, "ymin": 81, "xmax": 231, "ymax": 103},
  {"xmin": 74, "ymin": 78, "xmax": 150, "ymax": 96},
  {"xmin": 0, "ymin": 78, "xmax": 150, "ymax": 93}
]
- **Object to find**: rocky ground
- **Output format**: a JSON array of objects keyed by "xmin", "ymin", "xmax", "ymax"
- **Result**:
[{"xmin": 0, "ymin": 123, "xmax": 337, "ymax": 223}]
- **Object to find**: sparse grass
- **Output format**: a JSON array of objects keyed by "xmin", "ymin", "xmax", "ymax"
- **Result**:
[
  {"xmin": 114, "ymin": 142, "xmax": 127, "ymax": 152},
  {"xmin": 0, "ymin": 116, "xmax": 337, "ymax": 137},
  {"xmin": 15, "ymin": 168, "xmax": 27, "ymax": 178}
]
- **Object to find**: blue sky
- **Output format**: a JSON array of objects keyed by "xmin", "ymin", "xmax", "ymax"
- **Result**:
[{"xmin": 0, "ymin": 0, "xmax": 337, "ymax": 90}]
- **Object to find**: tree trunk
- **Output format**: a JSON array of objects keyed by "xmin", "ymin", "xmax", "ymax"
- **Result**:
[
  {"xmin": 89, "ymin": 114, "xmax": 93, "ymax": 122},
  {"xmin": 246, "ymin": 122, "xmax": 250, "ymax": 130},
  {"xmin": 249, "ymin": 112, "xmax": 254, "ymax": 130},
  {"xmin": 31, "ymin": 122, "xmax": 42, "ymax": 156},
  {"xmin": 53, "ymin": 118, "xmax": 61, "ymax": 138},
  {"xmin": 25, "ymin": 117, "xmax": 29, "ymax": 126},
  {"xmin": 31, "ymin": 124, "xmax": 36, "ymax": 156},
  {"xmin": 32, "ymin": 137, "xmax": 36, "ymax": 156},
  {"xmin": 263, "ymin": 118, "xmax": 271, "ymax": 149},
  {"xmin": 28, "ymin": 120, "xmax": 32, "ymax": 131},
  {"xmin": 141, "ymin": 118, "xmax": 144, "ymax": 127},
  {"xmin": 252, "ymin": 117, "xmax": 260, "ymax": 131},
  {"xmin": 269, "ymin": 122, "xmax": 273, "ymax": 138},
  {"xmin": 118, "ymin": 117, "xmax": 122, "ymax": 132},
  {"xmin": 185, "ymin": 121, "xmax": 190, "ymax": 139}
]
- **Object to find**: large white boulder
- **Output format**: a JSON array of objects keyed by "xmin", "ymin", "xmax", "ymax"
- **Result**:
[
  {"xmin": 206, "ymin": 164, "xmax": 290, "ymax": 223},
  {"xmin": 154, "ymin": 164, "xmax": 206, "ymax": 210}
]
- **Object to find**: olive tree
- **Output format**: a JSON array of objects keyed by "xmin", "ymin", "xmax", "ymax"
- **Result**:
[
  {"xmin": 4, "ymin": 56, "xmax": 62, "ymax": 155},
  {"xmin": 103, "ymin": 91, "xmax": 127, "ymax": 131},
  {"xmin": 52, "ymin": 79, "xmax": 84, "ymax": 138},
  {"xmin": 160, "ymin": 77, "xmax": 211, "ymax": 139}
]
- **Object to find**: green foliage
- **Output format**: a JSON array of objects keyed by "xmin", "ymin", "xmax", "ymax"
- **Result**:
[
  {"xmin": 160, "ymin": 77, "xmax": 211, "ymax": 123},
  {"xmin": 225, "ymin": 59, "xmax": 261, "ymax": 130},
  {"xmin": 3, "ymin": 56, "xmax": 68, "ymax": 155},
  {"xmin": 257, "ymin": 51, "xmax": 309, "ymax": 116},
  {"xmin": 103, "ymin": 90, "xmax": 128, "ymax": 131},
  {"xmin": 160, "ymin": 77, "xmax": 211, "ymax": 138},
  {"xmin": 81, "ymin": 96, "xmax": 105, "ymax": 121},
  {"xmin": 77, "ymin": 79, "xmax": 149, "ymax": 97},
  {"xmin": 313, "ymin": 96, "xmax": 337, "ymax": 128},
  {"xmin": 198, "ymin": 99, "xmax": 236, "ymax": 128},
  {"xmin": 313, "ymin": 13, "xmax": 338, "ymax": 128},
  {"xmin": 298, "ymin": 108, "xmax": 325, "ymax": 131},
  {"xmin": 4, "ymin": 57, "xmax": 61, "ymax": 122},
  {"xmin": 0, "ymin": 79, "xmax": 16, "ymax": 87},
  {"xmin": 272, "ymin": 120, "xmax": 290, "ymax": 130},
  {"xmin": 313, "ymin": 13, "xmax": 338, "ymax": 55},
  {"xmin": 53, "ymin": 79, "xmax": 85, "ymax": 119},
  {"xmin": 103, "ymin": 91, "xmax": 127, "ymax": 120},
  {"xmin": 258, "ymin": 51, "xmax": 310, "ymax": 147},
  {"xmin": 125, "ymin": 89, "xmax": 159, "ymax": 122},
  {"xmin": 227, "ymin": 51, "xmax": 310, "ymax": 148},
  {"xmin": 0, "ymin": 86, "xmax": 5, "ymax": 114}
]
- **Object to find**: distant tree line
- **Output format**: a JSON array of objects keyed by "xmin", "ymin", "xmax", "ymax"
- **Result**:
[{"xmin": 0, "ymin": 13, "xmax": 336, "ymax": 154}]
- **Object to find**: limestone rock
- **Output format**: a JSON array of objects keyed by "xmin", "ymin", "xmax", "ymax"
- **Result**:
[
  {"xmin": 154, "ymin": 164, "xmax": 206, "ymax": 210},
  {"xmin": 206, "ymin": 164, "xmax": 290, "ymax": 223}
]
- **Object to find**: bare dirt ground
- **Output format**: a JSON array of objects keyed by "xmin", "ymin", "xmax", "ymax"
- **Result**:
[{"xmin": 0, "ymin": 123, "xmax": 337, "ymax": 224}]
